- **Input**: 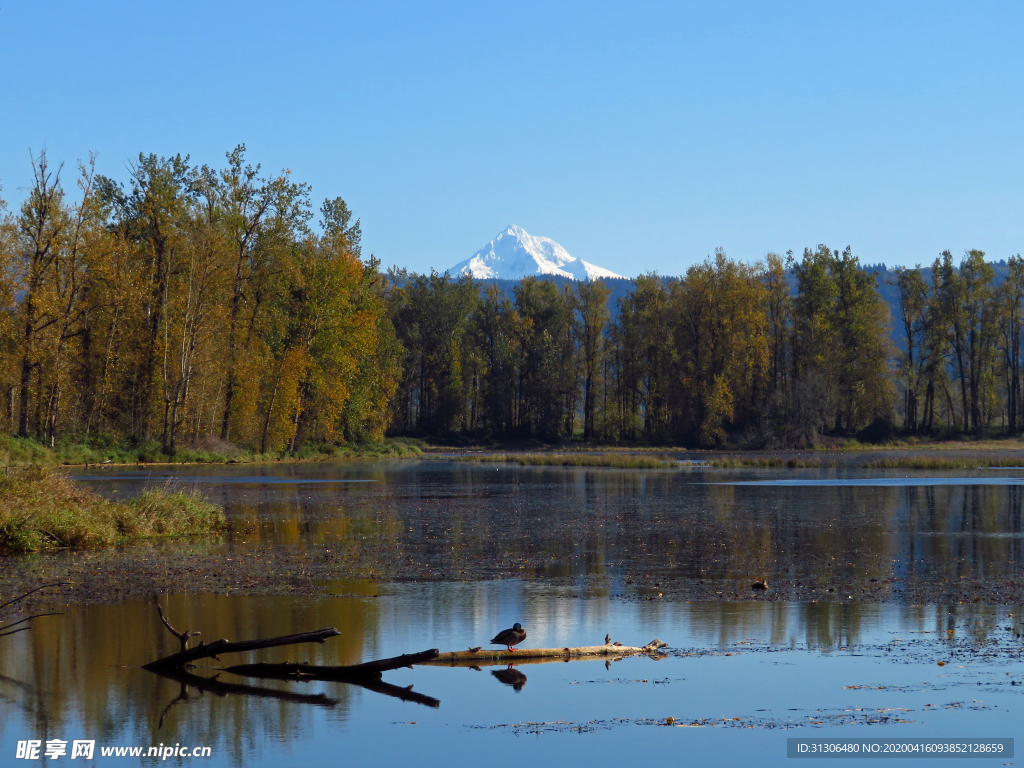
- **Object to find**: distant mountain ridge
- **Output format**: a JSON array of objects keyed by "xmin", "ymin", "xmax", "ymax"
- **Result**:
[{"xmin": 450, "ymin": 225, "xmax": 624, "ymax": 282}]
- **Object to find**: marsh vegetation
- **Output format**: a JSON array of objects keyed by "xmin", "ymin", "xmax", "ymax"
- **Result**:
[
  {"xmin": 0, "ymin": 468, "xmax": 224, "ymax": 553},
  {"xmin": 455, "ymin": 452, "xmax": 675, "ymax": 469}
]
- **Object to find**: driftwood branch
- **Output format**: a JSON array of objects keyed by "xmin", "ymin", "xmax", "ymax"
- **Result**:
[
  {"xmin": 0, "ymin": 583, "xmax": 67, "ymax": 640},
  {"xmin": 423, "ymin": 639, "xmax": 667, "ymax": 664},
  {"xmin": 223, "ymin": 649, "xmax": 440, "ymax": 681},
  {"xmin": 155, "ymin": 603, "xmax": 200, "ymax": 652},
  {"xmin": 143, "ymin": 627, "xmax": 342, "ymax": 670}
]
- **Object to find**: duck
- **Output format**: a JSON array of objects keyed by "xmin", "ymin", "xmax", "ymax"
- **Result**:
[
  {"xmin": 751, "ymin": 579, "xmax": 769, "ymax": 591},
  {"xmin": 491, "ymin": 622, "xmax": 527, "ymax": 652}
]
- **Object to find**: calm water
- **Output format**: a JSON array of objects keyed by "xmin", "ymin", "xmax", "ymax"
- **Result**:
[{"xmin": 3, "ymin": 460, "xmax": 1024, "ymax": 766}]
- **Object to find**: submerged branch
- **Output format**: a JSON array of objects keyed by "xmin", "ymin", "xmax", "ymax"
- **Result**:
[{"xmin": 0, "ymin": 582, "xmax": 67, "ymax": 613}]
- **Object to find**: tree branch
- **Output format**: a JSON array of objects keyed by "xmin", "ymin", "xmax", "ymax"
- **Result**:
[
  {"xmin": 155, "ymin": 602, "xmax": 200, "ymax": 652},
  {"xmin": 143, "ymin": 627, "xmax": 341, "ymax": 670}
]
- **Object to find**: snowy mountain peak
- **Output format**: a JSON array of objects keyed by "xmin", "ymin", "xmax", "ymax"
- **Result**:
[{"xmin": 450, "ymin": 225, "xmax": 624, "ymax": 282}]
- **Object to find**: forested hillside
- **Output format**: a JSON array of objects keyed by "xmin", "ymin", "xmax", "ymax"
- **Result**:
[{"xmin": 3, "ymin": 148, "xmax": 1022, "ymax": 453}]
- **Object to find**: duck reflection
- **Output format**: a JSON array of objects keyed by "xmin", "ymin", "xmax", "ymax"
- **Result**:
[{"xmin": 491, "ymin": 665, "xmax": 527, "ymax": 691}]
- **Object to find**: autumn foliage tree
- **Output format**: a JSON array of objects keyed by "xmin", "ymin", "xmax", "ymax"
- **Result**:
[
  {"xmin": 386, "ymin": 247, "xmax": 898, "ymax": 447},
  {"xmin": 3, "ymin": 147, "xmax": 1023, "ymax": 451},
  {"xmin": 0, "ymin": 147, "xmax": 400, "ymax": 455}
]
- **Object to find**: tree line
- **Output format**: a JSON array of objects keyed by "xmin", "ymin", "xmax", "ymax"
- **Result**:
[
  {"xmin": 893, "ymin": 251, "xmax": 1024, "ymax": 435},
  {"xmin": 3, "ymin": 147, "xmax": 1023, "ymax": 452},
  {"xmin": 386, "ymin": 246, "xmax": 894, "ymax": 446},
  {"xmin": 387, "ymin": 246, "xmax": 1024, "ymax": 446},
  {"xmin": 0, "ymin": 148, "xmax": 399, "ymax": 455}
]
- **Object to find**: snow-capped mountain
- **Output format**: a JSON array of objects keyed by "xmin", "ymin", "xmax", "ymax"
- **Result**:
[{"xmin": 450, "ymin": 225, "xmax": 624, "ymax": 282}]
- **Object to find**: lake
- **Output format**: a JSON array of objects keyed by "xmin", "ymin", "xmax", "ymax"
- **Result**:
[{"xmin": 2, "ymin": 459, "xmax": 1024, "ymax": 766}]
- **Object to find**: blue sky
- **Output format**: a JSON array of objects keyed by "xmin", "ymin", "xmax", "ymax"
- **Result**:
[{"xmin": 1, "ymin": 1, "xmax": 1021, "ymax": 277}]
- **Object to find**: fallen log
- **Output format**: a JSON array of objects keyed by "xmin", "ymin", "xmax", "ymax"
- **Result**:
[
  {"xmin": 144, "ymin": 606, "xmax": 439, "ymax": 706},
  {"xmin": 422, "ymin": 639, "xmax": 667, "ymax": 664},
  {"xmin": 423, "ymin": 655, "xmax": 628, "ymax": 669},
  {"xmin": 223, "ymin": 649, "xmax": 440, "ymax": 681},
  {"xmin": 143, "ymin": 628, "xmax": 342, "ymax": 670}
]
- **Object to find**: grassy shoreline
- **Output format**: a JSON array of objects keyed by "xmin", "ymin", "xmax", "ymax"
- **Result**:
[
  {"xmin": 0, "ymin": 436, "xmax": 423, "ymax": 468},
  {"xmin": 706, "ymin": 456, "xmax": 1024, "ymax": 469},
  {"xmin": 422, "ymin": 434, "xmax": 1024, "ymax": 454},
  {"xmin": 0, "ymin": 469, "xmax": 225, "ymax": 554},
  {"xmin": 454, "ymin": 452, "xmax": 676, "ymax": 468},
  {"xmin": 438, "ymin": 445, "xmax": 1024, "ymax": 470}
]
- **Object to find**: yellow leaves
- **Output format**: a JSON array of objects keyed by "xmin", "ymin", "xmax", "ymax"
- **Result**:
[
  {"xmin": 699, "ymin": 374, "xmax": 734, "ymax": 448},
  {"xmin": 260, "ymin": 347, "xmax": 309, "ymax": 454},
  {"xmin": 671, "ymin": 250, "xmax": 771, "ymax": 441}
]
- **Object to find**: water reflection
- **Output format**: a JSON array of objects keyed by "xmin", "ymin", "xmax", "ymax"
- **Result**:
[
  {"xmin": 57, "ymin": 462, "xmax": 1024, "ymax": 593},
  {"xmin": 153, "ymin": 667, "xmax": 339, "ymax": 730},
  {"xmin": 491, "ymin": 666, "xmax": 527, "ymax": 691},
  {"xmin": 2, "ymin": 588, "xmax": 1017, "ymax": 740},
  {"xmin": 5, "ymin": 462, "xmax": 1024, "ymax": 765}
]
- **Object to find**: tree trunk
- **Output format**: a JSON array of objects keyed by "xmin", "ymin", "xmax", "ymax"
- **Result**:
[{"xmin": 260, "ymin": 355, "xmax": 288, "ymax": 454}]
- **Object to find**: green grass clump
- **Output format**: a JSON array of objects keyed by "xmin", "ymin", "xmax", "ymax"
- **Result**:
[
  {"xmin": 0, "ymin": 468, "xmax": 225, "ymax": 554},
  {"xmin": 459, "ymin": 452, "xmax": 675, "ymax": 469}
]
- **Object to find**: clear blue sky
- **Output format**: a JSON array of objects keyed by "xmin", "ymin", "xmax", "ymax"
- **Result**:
[{"xmin": 1, "ymin": 1, "xmax": 1021, "ymax": 277}]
